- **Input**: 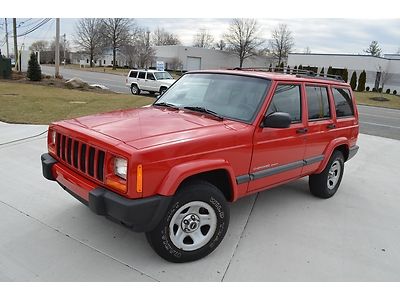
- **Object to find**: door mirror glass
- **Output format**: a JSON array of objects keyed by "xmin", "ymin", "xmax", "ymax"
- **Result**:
[{"xmin": 262, "ymin": 112, "xmax": 291, "ymax": 128}]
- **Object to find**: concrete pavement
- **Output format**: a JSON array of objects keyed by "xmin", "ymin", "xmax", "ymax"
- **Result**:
[{"xmin": 0, "ymin": 122, "xmax": 399, "ymax": 281}]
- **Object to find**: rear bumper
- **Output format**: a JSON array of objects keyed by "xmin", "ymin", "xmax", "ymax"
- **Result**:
[
  {"xmin": 348, "ymin": 145, "xmax": 359, "ymax": 161},
  {"xmin": 41, "ymin": 153, "xmax": 171, "ymax": 232}
]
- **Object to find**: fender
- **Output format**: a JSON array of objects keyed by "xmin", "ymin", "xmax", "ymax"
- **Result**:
[
  {"xmin": 157, "ymin": 159, "xmax": 238, "ymax": 200},
  {"xmin": 315, "ymin": 137, "xmax": 349, "ymax": 173}
]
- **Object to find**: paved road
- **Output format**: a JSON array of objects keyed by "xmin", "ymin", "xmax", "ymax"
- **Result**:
[
  {"xmin": 358, "ymin": 105, "xmax": 400, "ymax": 140},
  {"xmin": 1, "ymin": 122, "xmax": 399, "ymax": 281},
  {"xmin": 42, "ymin": 66, "xmax": 400, "ymax": 140},
  {"xmin": 41, "ymin": 65, "xmax": 129, "ymax": 94}
]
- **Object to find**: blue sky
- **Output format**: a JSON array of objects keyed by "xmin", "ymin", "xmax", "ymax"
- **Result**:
[{"xmin": 1, "ymin": 18, "xmax": 399, "ymax": 55}]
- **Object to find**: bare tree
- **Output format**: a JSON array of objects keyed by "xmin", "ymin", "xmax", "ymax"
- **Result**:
[
  {"xmin": 102, "ymin": 18, "xmax": 133, "ymax": 69},
  {"xmin": 216, "ymin": 39, "xmax": 226, "ymax": 51},
  {"xmin": 364, "ymin": 41, "xmax": 382, "ymax": 57},
  {"xmin": 169, "ymin": 57, "xmax": 183, "ymax": 71},
  {"xmin": 29, "ymin": 40, "xmax": 49, "ymax": 52},
  {"xmin": 74, "ymin": 18, "xmax": 103, "ymax": 67},
  {"xmin": 269, "ymin": 24, "xmax": 295, "ymax": 66},
  {"xmin": 223, "ymin": 18, "xmax": 264, "ymax": 68},
  {"xmin": 123, "ymin": 28, "xmax": 155, "ymax": 68},
  {"xmin": 152, "ymin": 27, "xmax": 181, "ymax": 46},
  {"xmin": 193, "ymin": 29, "xmax": 215, "ymax": 49},
  {"xmin": 304, "ymin": 46, "xmax": 311, "ymax": 54}
]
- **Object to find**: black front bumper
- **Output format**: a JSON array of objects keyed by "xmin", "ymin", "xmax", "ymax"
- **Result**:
[{"xmin": 41, "ymin": 153, "xmax": 171, "ymax": 232}]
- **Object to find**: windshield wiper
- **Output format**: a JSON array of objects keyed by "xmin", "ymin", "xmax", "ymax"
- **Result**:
[
  {"xmin": 183, "ymin": 106, "xmax": 224, "ymax": 120},
  {"xmin": 153, "ymin": 102, "xmax": 180, "ymax": 110}
]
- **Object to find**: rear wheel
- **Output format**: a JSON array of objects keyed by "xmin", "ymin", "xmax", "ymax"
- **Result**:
[
  {"xmin": 145, "ymin": 180, "xmax": 229, "ymax": 263},
  {"xmin": 131, "ymin": 84, "xmax": 140, "ymax": 95},
  {"xmin": 309, "ymin": 150, "xmax": 345, "ymax": 198},
  {"xmin": 159, "ymin": 87, "xmax": 167, "ymax": 95}
]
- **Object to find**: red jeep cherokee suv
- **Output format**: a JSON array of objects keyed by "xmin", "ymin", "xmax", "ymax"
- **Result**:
[{"xmin": 41, "ymin": 69, "xmax": 359, "ymax": 262}]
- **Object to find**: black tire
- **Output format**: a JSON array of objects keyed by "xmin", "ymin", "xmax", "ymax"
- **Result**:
[
  {"xmin": 145, "ymin": 180, "xmax": 230, "ymax": 263},
  {"xmin": 309, "ymin": 150, "xmax": 345, "ymax": 198},
  {"xmin": 130, "ymin": 84, "xmax": 140, "ymax": 95},
  {"xmin": 159, "ymin": 87, "xmax": 167, "ymax": 95},
  {"xmin": 149, "ymin": 91, "xmax": 155, "ymax": 95}
]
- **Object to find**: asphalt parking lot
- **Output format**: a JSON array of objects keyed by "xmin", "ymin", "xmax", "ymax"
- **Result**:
[{"xmin": 1, "ymin": 121, "xmax": 400, "ymax": 281}]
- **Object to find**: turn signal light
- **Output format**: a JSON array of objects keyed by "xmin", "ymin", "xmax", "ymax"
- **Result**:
[{"xmin": 137, "ymin": 164, "xmax": 143, "ymax": 193}]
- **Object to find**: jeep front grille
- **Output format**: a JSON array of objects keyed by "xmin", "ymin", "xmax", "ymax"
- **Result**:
[{"xmin": 55, "ymin": 133, "xmax": 105, "ymax": 182}]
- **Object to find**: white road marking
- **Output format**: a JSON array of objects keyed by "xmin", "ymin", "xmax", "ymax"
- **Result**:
[
  {"xmin": 359, "ymin": 113, "xmax": 400, "ymax": 120},
  {"xmin": 360, "ymin": 121, "xmax": 400, "ymax": 129}
]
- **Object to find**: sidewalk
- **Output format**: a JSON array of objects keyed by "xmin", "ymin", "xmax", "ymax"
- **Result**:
[{"xmin": 0, "ymin": 122, "xmax": 399, "ymax": 281}]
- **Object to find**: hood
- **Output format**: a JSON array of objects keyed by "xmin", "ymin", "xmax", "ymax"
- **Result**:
[{"xmin": 62, "ymin": 107, "xmax": 245, "ymax": 150}]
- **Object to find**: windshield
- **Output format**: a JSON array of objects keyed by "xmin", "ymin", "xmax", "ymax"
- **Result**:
[
  {"xmin": 154, "ymin": 71, "xmax": 173, "ymax": 80},
  {"xmin": 154, "ymin": 73, "xmax": 271, "ymax": 123}
]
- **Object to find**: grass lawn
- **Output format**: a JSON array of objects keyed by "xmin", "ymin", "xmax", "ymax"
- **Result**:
[
  {"xmin": 0, "ymin": 81, "xmax": 154, "ymax": 124},
  {"xmin": 354, "ymin": 91, "xmax": 400, "ymax": 109}
]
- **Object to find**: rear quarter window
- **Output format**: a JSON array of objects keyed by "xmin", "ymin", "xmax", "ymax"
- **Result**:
[{"xmin": 332, "ymin": 87, "xmax": 354, "ymax": 118}]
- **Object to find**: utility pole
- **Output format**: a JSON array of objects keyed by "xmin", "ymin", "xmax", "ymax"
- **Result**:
[
  {"xmin": 13, "ymin": 18, "xmax": 18, "ymax": 71},
  {"xmin": 55, "ymin": 18, "xmax": 60, "ymax": 77},
  {"xmin": 63, "ymin": 33, "xmax": 66, "ymax": 66},
  {"xmin": 4, "ymin": 18, "xmax": 10, "ymax": 58}
]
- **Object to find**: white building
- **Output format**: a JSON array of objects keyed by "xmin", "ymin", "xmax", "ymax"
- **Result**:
[
  {"xmin": 154, "ymin": 45, "xmax": 272, "ymax": 71},
  {"xmin": 288, "ymin": 53, "xmax": 400, "ymax": 91},
  {"xmin": 71, "ymin": 50, "xmax": 128, "ymax": 67}
]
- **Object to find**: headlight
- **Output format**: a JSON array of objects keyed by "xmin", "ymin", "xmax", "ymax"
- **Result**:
[
  {"xmin": 114, "ymin": 157, "xmax": 127, "ymax": 180},
  {"xmin": 51, "ymin": 130, "xmax": 56, "ymax": 145}
]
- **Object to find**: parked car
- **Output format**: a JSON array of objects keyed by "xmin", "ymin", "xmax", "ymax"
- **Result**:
[
  {"xmin": 126, "ymin": 69, "xmax": 175, "ymax": 95},
  {"xmin": 41, "ymin": 69, "xmax": 359, "ymax": 262}
]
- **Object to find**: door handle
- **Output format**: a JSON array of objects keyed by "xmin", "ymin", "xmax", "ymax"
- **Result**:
[
  {"xmin": 327, "ymin": 124, "xmax": 336, "ymax": 129},
  {"xmin": 296, "ymin": 128, "xmax": 308, "ymax": 134}
]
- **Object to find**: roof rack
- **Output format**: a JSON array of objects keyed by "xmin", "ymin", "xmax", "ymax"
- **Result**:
[{"xmin": 230, "ymin": 66, "xmax": 345, "ymax": 83}]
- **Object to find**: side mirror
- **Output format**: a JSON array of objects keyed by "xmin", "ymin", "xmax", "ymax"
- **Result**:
[{"xmin": 261, "ymin": 112, "xmax": 291, "ymax": 128}]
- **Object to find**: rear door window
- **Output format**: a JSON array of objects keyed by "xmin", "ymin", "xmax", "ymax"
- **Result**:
[
  {"xmin": 332, "ymin": 87, "xmax": 354, "ymax": 117},
  {"xmin": 306, "ymin": 86, "xmax": 331, "ymax": 120},
  {"xmin": 138, "ymin": 72, "xmax": 146, "ymax": 79},
  {"xmin": 266, "ymin": 84, "xmax": 302, "ymax": 123}
]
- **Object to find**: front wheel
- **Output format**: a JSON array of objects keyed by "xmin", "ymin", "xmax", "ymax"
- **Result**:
[
  {"xmin": 309, "ymin": 150, "xmax": 345, "ymax": 198},
  {"xmin": 130, "ymin": 84, "xmax": 140, "ymax": 95},
  {"xmin": 146, "ymin": 180, "xmax": 230, "ymax": 263},
  {"xmin": 159, "ymin": 87, "xmax": 167, "ymax": 95}
]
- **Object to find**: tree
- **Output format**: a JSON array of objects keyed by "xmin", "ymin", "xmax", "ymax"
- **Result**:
[
  {"xmin": 27, "ymin": 52, "xmax": 42, "ymax": 81},
  {"xmin": 216, "ymin": 39, "xmax": 226, "ymax": 51},
  {"xmin": 224, "ymin": 18, "xmax": 264, "ymax": 68},
  {"xmin": 74, "ymin": 18, "xmax": 104, "ymax": 67},
  {"xmin": 350, "ymin": 71, "xmax": 357, "ymax": 91},
  {"xmin": 269, "ymin": 24, "xmax": 295, "ymax": 66},
  {"xmin": 342, "ymin": 68, "xmax": 348, "ymax": 82},
  {"xmin": 357, "ymin": 70, "xmax": 366, "ymax": 92},
  {"xmin": 152, "ymin": 27, "xmax": 181, "ymax": 46},
  {"xmin": 102, "ymin": 18, "xmax": 133, "ymax": 69},
  {"xmin": 327, "ymin": 66, "xmax": 333, "ymax": 75},
  {"xmin": 193, "ymin": 29, "xmax": 214, "ymax": 49},
  {"xmin": 124, "ymin": 28, "xmax": 155, "ymax": 68},
  {"xmin": 29, "ymin": 40, "xmax": 49, "ymax": 52},
  {"xmin": 364, "ymin": 41, "xmax": 382, "ymax": 57},
  {"xmin": 304, "ymin": 46, "xmax": 311, "ymax": 54}
]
